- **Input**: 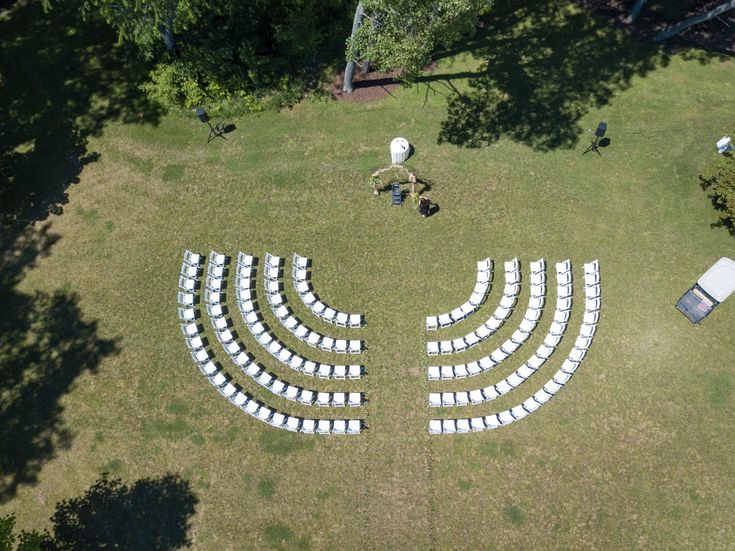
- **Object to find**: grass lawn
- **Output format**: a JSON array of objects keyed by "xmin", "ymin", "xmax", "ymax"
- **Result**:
[{"xmin": 2, "ymin": 1, "xmax": 735, "ymax": 549}]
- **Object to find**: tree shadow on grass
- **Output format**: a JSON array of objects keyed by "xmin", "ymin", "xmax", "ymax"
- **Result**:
[
  {"xmin": 45, "ymin": 473, "xmax": 197, "ymax": 550},
  {"xmin": 0, "ymin": 0, "xmax": 163, "ymax": 239},
  {"xmin": 433, "ymin": 0, "xmax": 725, "ymax": 151},
  {"xmin": 0, "ymin": 226, "xmax": 120, "ymax": 503},
  {"xmin": 0, "ymin": 0, "xmax": 159, "ymax": 502}
]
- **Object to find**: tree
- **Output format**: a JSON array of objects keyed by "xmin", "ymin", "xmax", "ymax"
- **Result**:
[
  {"xmin": 72, "ymin": 0, "xmax": 354, "ymax": 110},
  {"xmin": 700, "ymin": 143, "xmax": 735, "ymax": 236},
  {"xmin": 625, "ymin": 0, "xmax": 647, "ymax": 22},
  {"xmin": 0, "ymin": 515, "xmax": 46, "ymax": 551},
  {"xmin": 344, "ymin": 0, "xmax": 490, "ymax": 91},
  {"xmin": 654, "ymin": 0, "xmax": 735, "ymax": 41}
]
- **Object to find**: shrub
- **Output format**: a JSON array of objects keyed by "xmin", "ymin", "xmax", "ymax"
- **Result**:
[{"xmin": 700, "ymin": 147, "xmax": 735, "ymax": 236}]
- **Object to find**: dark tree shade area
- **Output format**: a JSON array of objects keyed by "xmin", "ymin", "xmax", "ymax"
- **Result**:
[{"xmin": 0, "ymin": 474, "xmax": 198, "ymax": 550}]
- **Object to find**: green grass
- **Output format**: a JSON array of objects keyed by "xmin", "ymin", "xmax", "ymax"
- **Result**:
[{"xmin": 2, "ymin": 0, "xmax": 735, "ymax": 549}]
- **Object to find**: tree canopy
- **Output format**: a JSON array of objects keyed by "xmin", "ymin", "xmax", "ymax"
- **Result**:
[{"xmin": 346, "ymin": 0, "xmax": 491, "ymax": 83}]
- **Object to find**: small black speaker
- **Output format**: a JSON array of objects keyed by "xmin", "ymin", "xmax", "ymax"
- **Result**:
[
  {"xmin": 195, "ymin": 107, "xmax": 209, "ymax": 124},
  {"xmin": 595, "ymin": 122, "xmax": 607, "ymax": 138}
]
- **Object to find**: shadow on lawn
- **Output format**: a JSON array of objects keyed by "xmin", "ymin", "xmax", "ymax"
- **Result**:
[
  {"xmin": 0, "ymin": 224, "xmax": 120, "ymax": 503},
  {"xmin": 0, "ymin": 0, "xmax": 163, "ymax": 239},
  {"xmin": 430, "ymin": 0, "xmax": 725, "ymax": 151},
  {"xmin": 10, "ymin": 473, "xmax": 198, "ymax": 550},
  {"xmin": 0, "ymin": 1, "xmax": 154, "ymax": 501},
  {"xmin": 46, "ymin": 473, "xmax": 198, "ymax": 550}
]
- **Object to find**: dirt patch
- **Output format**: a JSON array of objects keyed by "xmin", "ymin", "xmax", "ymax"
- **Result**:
[
  {"xmin": 584, "ymin": 0, "xmax": 735, "ymax": 54},
  {"xmin": 332, "ymin": 61, "xmax": 439, "ymax": 103}
]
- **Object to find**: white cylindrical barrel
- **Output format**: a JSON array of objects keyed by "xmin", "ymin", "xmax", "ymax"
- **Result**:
[{"xmin": 390, "ymin": 137, "xmax": 410, "ymax": 164}]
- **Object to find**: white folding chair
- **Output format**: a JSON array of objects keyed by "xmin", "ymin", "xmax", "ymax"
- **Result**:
[
  {"xmin": 429, "ymin": 420, "xmax": 442, "ymax": 435},
  {"xmin": 347, "ymin": 420, "xmax": 361, "ymax": 434},
  {"xmin": 428, "ymin": 393, "xmax": 442, "ymax": 407},
  {"xmin": 348, "ymin": 314, "xmax": 362, "ymax": 328},
  {"xmin": 426, "ymin": 315, "xmax": 439, "ymax": 331},
  {"xmin": 348, "ymin": 392, "xmax": 362, "ymax": 407}
]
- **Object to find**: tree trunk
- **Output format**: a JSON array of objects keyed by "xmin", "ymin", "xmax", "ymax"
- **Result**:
[
  {"xmin": 654, "ymin": 0, "xmax": 735, "ymax": 41},
  {"xmin": 343, "ymin": 1, "xmax": 365, "ymax": 94},
  {"xmin": 626, "ymin": 0, "xmax": 647, "ymax": 22},
  {"xmin": 159, "ymin": 16, "xmax": 176, "ymax": 55}
]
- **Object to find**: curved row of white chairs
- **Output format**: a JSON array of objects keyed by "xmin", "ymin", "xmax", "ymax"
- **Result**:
[
  {"xmin": 427, "ymin": 258, "xmax": 522, "ymax": 356},
  {"xmin": 233, "ymin": 254, "xmax": 365, "ymax": 378},
  {"xmin": 291, "ymin": 253, "xmax": 363, "ymax": 327},
  {"xmin": 180, "ymin": 250, "xmax": 364, "ymax": 434},
  {"xmin": 426, "ymin": 258, "xmax": 492, "ymax": 330},
  {"xmin": 203, "ymin": 257, "xmax": 363, "ymax": 406},
  {"xmin": 262, "ymin": 253, "xmax": 363, "ymax": 353},
  {"xmin": 428, "ymin": 262, "xmax": 579, "ymax": 405},
  {"xmin": 429, "ymin": 260, "xmax": 600, "ymax": 434},
  {"xmin": 427, "ymin": 259, "xmax": 571, "ymax": 380}
]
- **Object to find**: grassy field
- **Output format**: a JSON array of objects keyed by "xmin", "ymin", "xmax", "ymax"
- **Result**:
[{"xmin": 2, "ymin": 1, "xmax": 735, "ymax": 549}]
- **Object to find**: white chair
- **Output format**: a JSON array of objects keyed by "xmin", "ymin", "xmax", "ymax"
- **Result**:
[
  {"xmin": 301, "ymin": 419, "xmax": 316, "ymax": 434},
  {"xmin": 469, "ymin": 390, "xmax": 484, "ymax": 404},
  {"xmin": 530, "ymin": 259, "xmax": 545, "ymax": 274},
  {"xmin": 543, "ymin": 380, "xmax": 563, "ymax": 395},
  {"xmin": 199, "ymin": 360, "xmax": 218, "ymax": 377},
  {"xmin": 438, "ymin": 313, "xmax": 452, "ymax": 327},
  {"xmin": 184, "ymin": 250, "xmax": 202, "ymax": 265},
  {"xmin": 347, "ymin": 420, "xmax": 361, "ymax": 434},
  {"xmin": 556, "ymin": 259, "xmax": 572, "ymax": 274},
  {"xmin": 427, "ymin": 342, "xmax": 440, "ymax": 356},
  {"xmin": 332, "ymin": 420, "xmax": 347, "ymax": 434},
  {"xmin": 348, "ymin": 340, "xmax": 362, "ymax": 354},
  {"xmin": 300, "ymin": 390, "xmax": 315, "ymax": 405},
  {"xmin": 320, "ymin": 336, "xmax": 335, "ymax": 352},
  {"xmin": 347, "ymin": 365, "xmax": 362, "ymax": 379},
  {"xmin": 316, "ymin": 420, "xmax": 331, "ymax": 434},
  {"xmin": 501, "ymin": 339, "xmax": 520, "ymax": 354},
  {"xmin": 495, "ymin": 380, "xmax": 513, "ymax": 395},
  {"xmin": 553, "ymin": 369, "xmax": 572, "ymax": 386},
  {"xmin": 516, "ymin": 364, "xmax": 535, "ymax": 379},
  {"xmin": 335, "ymin": 312, "xmax": 349, "ymax": 327},
  {"xmin": 256, "ymin": 372, "xmax": 274, "ymax": 388},
  {"xmin": 333, "ymin": 365, "xmax": 347, "ymax": 379},
  {"xmin": 185, "ymin": 336, "xmax": 203, "ymax": 350},
  {"xmin": 441, "ymin": 392, "xmax": 456, "ymax": 407},
  {"xmin": 522, "ymin": 397, "xmax": 541, "ymax": 413},
  {"xmin": 429, "ymin": 420, "xmax": 442, "ymax": 435},
  {"xmin": 543, "ymin": 333, "xmax": 563, "ymax": 348},
  {"xmin": 429, "ymin": 393, "xmax": 442, "ymax": 407},
  {"xmin": 428, "ymin": 366, "xmax": 441, "ymax": 380},
  {"xmin": 454, "ymin": 364, "xmax": 469, "ymax": 378},
  {"xmin": 451, "ymin": 338, "xmax": 467, "ymax": 353},
  {"xmin": 348, "ymin": 314, "xmax": 362, "ymax": 328},
  {"xmin": 177, "ymin": 307, "xmax": 196, "ymax": 322},
  {"xmin": 177, "ymin": 292, "xmax": 195, "ymax": 307},
  {"xmin": 477, "ymin": 258, "xmax": 492, "ymax": 273},
  {"xmin": 302, "ymin": 362, "xmax": 317, "ymax": 376},
  {"xmin": 497, "ymin": 410, "xmax": 515, "ymax": 425},
  {"xmin": 348, "ymin": 392, "xmax": 362, "ymax": 407},
  {"xmin": 456, "ymin": 419, "xmax": 471, "ymax": 433},
  {"xmin": 181, "ymin": 264, "xmax": 198, "ymax": 279},
  {"xmin": 450, "ymin": 307, "xmax": 465, "ymax": 322},
  {"xmin": 207, "ymin": 263, "xmax": 225, "ymax": 279},
  {"xmin": 179, "ymin": 276, "xmax": 196, "ymax": 292},
  {"xmin": 484, "ymin": 414, "xmax": 501, "ymax": 429},
  {"xmin": 510, "ymin": 405, "xmax": 529, "ymax": 420},
  {"xmin": 317, "ymin": 364, "xmax": 332, "ymax": 379},
  {"xmin": 322, "ymin": 307, "xmax": 337, "ymax": 323},
  {"xmin": 442, "ymin": 420, "xmax": 457, "ymax": 434},
  {"xmin": 455, "ymin": 392, "xmax": 469, "ymax": 406},
  {"xmin": 284, "ymin": 386, "xmax": 300, "ymax": 401},
  {"xmin": 439, "ymin": 340, "xmax": 453, "ymax": 355},
  {"xmin": 285, "ymin": 417, "xmax": 302, "ymax": 432},
  {"xmin": 191, "ymin": 349, "xmax": 210, "ymax": 364},
  {"xmin": 293, "ymin": 253, "xmax": 308, "ymax": 270},
  {"xmin": 470, "ymin": 417, "xmax": 485, "ymax": 431},
  {"xmin": 231, "ymin": 392, "xmax": 247, "ymax": 408},
  {"xmin": 440, "ymin": 365, "xmax": 454, "ymax": 379},
  {"xmin": 270, "ymin": 413, "xmax": 287, "ymax": 428},
  {"xmin": 426, "ymin": 316, "xmax": 439, "ymax": 331},
  {"xmin": 332, "ymin": 392, "xmax": 346, "ymax": 407},
  {"xmin": 464, "ymin": 332, "xmax": 480, "ymax": 348},
  {"xmin": 209, "ymin": 251, "xmax": 226, "ymax": 267},
  {"xmin": 307, "ymin": 332, "xmax": 321, "ymax": 347},
  {"xmin": 506, "ymin": 372, "xmax": 524, "ymax": 388}
]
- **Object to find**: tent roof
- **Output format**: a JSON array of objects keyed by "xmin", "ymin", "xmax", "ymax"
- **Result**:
[{"xmin": 698, "ymin": 257, "xmax": 735, "ymax": 302}]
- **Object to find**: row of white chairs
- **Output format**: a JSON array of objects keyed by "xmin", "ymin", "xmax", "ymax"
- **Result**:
[
  {"xmin": 429, "ymin": 260, "xmax": 600, "ymax": 434},
  {"xmin": 262, "ymin": 256, "xmax": 363, "ymax": 352},
  {"xmin": 427, "ymin": 258, "xmax": 524, "ymax": 356},
  {"xmin": 426, "ymin": 258, "xmax": 492, "ymax": 331},
  {"xmin": 235, "ymin": 254, "xmax": 364, "ymax": 359},
  {"xmin": 429, "ymin": 266, "xmax": 586, "ymax": 405},
  {"xmin": 229, "ymin": 257, "xmax": 365, "ymax": 379},
  {"xmin": 292, "ymin": 253, "xmax": 363, "ymax": 327},
  {"xmin": 202, "ymin": 261, "xmax": 363, "ymax": 406},
  {"xmin": 427, "ymin": 260, "xmax": 572, "ymax": 380},
  {"xmin": 180, "ymin": 251, "xmax": 363, "ymax": 434}
]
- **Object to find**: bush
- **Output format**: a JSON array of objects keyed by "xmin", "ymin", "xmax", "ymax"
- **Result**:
[{"xmin": 700, "ymin": 146, "xmax": 735, "ymax": 235}]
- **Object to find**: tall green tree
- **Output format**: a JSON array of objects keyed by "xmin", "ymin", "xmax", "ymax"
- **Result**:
[
  {"xmin": 343, "ymin": 0, "xmax": 490, "ymax": 92},
  {"xmin": 74, "ymin": 0, "xmax": 353, "ymax": 109}
]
